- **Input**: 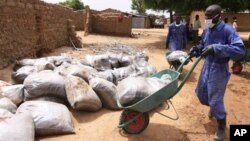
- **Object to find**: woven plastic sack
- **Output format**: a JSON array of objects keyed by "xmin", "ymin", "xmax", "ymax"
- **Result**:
[
  {"xmin": 25, "ymin": 96, "xmax": 68, "ymax": 106},
  {"xmin": 0, "ymin": 113, "xmax": 35, "ymax": 141},
  {"xmin": 12, "ymin": 64, "xmax": 54, "ymax": 84},
  {"xmin": 23, "ymin": 70, "xmax": 66, "ymax": 100},
  {"xmin": 0, "ymin": 109, "xmax": 14, "ymax": 119},
  {"xmin": 89, "ymin": 77, "xmax": 120, "ymax": 110},
  {"xmin": 91, "ymin": 70, "xmax": 117, "ymax": 84},
  {"xmin": 108, "ymin": 53, "xmax": 123, "ymax": 69},
  {"xmin": 166, "ymin": 50, "xmax": 188, "ymax": 62},
  {"xmin": 0, "ymin": 85, "xmax": 24, "ymax": 105},
  {"xmin": 117, "ymin": 74, "xmax": 172, "ymax": 106},
  {"xmin": 17, "ymin": 101, "xmax": 74, "ymax": 136},
  {"xmin": 0, "ymin": 80, "xmax": 11, "ymax": 87},
  {"xmin": 54, "ymin": 62, "xmax": 97, "ymax": 83},
  {"xmin": 65, "ymin": 75, "xmax": 102, "ymax": 111},
  {"xmin": 0, "ymin": 98, "xmax": 17, "ymax": 114},
  {"xmin": 13, "ymin": 55, "xmax": 72, "ymax": 71},
  {"xmin": 111, "ymin": 65, "xmax": 137, "ymax": 82},
  {"xmin": 132, "ymin": 61, "xmax": 157, "ymax": 77},
  {"xmin": 85, "ymin": 55, "xmax": 112, "ymax": 71}
]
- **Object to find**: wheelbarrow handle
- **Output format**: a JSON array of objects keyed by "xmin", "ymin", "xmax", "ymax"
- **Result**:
[
  {"xmin": 176, "ymin": 55, "xmax": 192, "ymax": 73},
  {"xmin": 176, "ymin": 56, "xmax": 202, "ymax": 93}
]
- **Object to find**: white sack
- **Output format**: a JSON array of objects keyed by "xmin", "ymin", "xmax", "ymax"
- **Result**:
[
  {"xmin": 65, "ymin": 75, "xmax": 102, "ymax": 111},
  {"xmin": 23, "ymin": 70, "xmax": 66, "ymax": 100},
  {"xmin": 0, "ymin": 113, "xmax": 35, "ymax": 141},
  {"xmin": 89, "ymin": 77, "xmax": 120, "ymax": 110},
  {"xmin": 17, "ymin": 101, "xmax": 74, "ymax": 136},
  {"xmin": 117, "ymin": 75, "xmax": 172, "ymax": 106},
  {"xmin": 0, "ymin": 98, "xmax": 17, "ymax": 114},
  {"xmin": 0, "ymin": 85, "xmax": 24, "ymax": 105}
]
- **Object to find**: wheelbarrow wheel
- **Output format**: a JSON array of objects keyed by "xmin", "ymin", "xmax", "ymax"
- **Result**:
[
  {"xmin": 119, "ymin": 109, "xmax": 149, "ymax": 134},
  {"xmin": 232, "ymin": 62, "xmax": 243, "ymax": 74}
]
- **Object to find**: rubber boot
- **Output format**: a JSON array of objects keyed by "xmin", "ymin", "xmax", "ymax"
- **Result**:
[
  {"xmin": 208, "ymin": 109, "xmax": 214, "ymax": 119},
  {"xmin": 214, "ymin": 118, "xmax": 226, "ymax": 141}
]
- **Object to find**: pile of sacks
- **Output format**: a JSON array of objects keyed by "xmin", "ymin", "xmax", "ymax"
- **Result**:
[
  {"xmin": 0, "ymin": 51, "xmax": 174, "ymax": 140},
  {"xmin": 0, "ymin": 80, "xmax": 74, "ymax": 141}
]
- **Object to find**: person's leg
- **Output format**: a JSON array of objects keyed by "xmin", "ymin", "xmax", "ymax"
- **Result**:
[
  {"xmin": 208, "ymin": 71, "xmax": 230, "ymax": 141},
  {"xmin": 194, "ymin": 30, "xmax": 199, "ymax": 45},
  {"xmin": 196, "ymin": 84, "xmax": 209, "ymax": 106},
  {"xmin": 208, "ymin": 68, "xmax": 229, "ymax": 120},
  {"xmin": 192, "ymin": 30, "xmax": 196, "ymax": 44},
  {"xmin": 169, "ymin": 42, "xmax": 176, "ymax": 51},
  {"xmin": 208, "ymin": 85, "xmax": 227, "ymax": 141},
  {"xmin": 189, "ymin": 30, "xmax": 192, "ymax": 41},
  {"xmin": 195, "ymin": 65, "xmax": 210, "ymax": 106},
  {"xmin": 208, "ymin": 90, "xmax": 227, "ymax": 120}
]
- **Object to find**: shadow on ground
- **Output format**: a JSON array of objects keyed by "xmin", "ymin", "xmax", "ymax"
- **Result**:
[
  {"xmin": 71, "ymin": 108, "xmax": 118, "ymax": 123},
  {"xmin": 119, "ymin": 123, "xmax": 190, "ymax": 141}
]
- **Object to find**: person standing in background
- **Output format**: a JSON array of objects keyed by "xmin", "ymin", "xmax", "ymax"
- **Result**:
[
  {"xmin": 233, "ymin": 17, "xmax": 238, "ymax": 31},
  {"xmin": 166, "ymin": 15, "xmax": 187, "ymax": 51},
  {"xmin": 193, "ymin": 15, "xmax": 201, "ymax": 45},
  {"xmin": 190, "ymin": 24, "xmax": 193, "ymax": 41},
  {"xmin": 184, "ymin": 17, "xmax": 192, "ymax": 42}
]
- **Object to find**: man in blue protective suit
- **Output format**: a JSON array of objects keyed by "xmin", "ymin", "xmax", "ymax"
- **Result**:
[
  {"xmin": 166, "ymin": 15, "xmax": 187, "ymax": 51},
  {"xmin": 189, "ymin": 4, "xmax": 245, "ymax": 141}
]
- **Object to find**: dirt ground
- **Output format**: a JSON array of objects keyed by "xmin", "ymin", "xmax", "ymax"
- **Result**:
[{"xmin": 0, "ymin": 28, "xmax": 250, "ymax": 141}]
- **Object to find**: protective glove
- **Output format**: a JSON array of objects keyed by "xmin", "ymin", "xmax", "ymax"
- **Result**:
[
  {"xmin": 201, "ymin": 45, "xmax": 214, "ymax": 57},
  {"xmin": 189, "ymin": 46, "xmax": 199, "ymax": 57}
]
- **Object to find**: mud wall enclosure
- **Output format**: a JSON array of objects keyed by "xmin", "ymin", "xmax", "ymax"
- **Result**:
[
  {"xmin": 0, "ymin": 0, "xmax": 85, "ymax": 68},
  {"xmin": 91, "ymin": 10, "xmax": 132, "ymax": 36},
  {"xmin": 0, "ymin": 1, "xmax": 132, "ymax": 69}
]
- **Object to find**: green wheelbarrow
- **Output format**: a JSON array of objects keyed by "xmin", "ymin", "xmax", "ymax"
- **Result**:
[
  {"xmin": 117, "ymin": 55, "xmax": 202, "ymax": 134},
  {"xmin": 231, "ymin": 49, "xmax": 250, "ymax": 74}
]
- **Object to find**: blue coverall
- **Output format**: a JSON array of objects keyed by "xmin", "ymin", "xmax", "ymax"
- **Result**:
[
  {"xmin": 166, "ymin": 22, "xmax": 187, "ymax": 51},
  {"xmin": 195, "ymin": 21, "xmax": 245, "ymax": 120}
]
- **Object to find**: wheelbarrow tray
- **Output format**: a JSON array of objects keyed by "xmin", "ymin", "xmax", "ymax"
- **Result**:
[
  {"xmin": 117, "ymin": 69, "xmax": 180, "ymax": 113},
  {"xmin": 233, "ymin": 49, "xmax": 250, "ymax": 62},
  {"xmin": 245, "ymin": 49, "xmax": 250, "ymax": 61}
]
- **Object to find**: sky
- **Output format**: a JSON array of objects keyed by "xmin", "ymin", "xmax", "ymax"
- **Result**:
[{"xmin": 42, "ymin": 0, "xmax": 169, "ymax": 17}]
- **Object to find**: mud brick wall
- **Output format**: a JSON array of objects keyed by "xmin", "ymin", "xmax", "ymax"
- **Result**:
[
  {"xmin": 74, "ymin": 10, "xmax": 85, "ymax": 30},
  {"xmin": 0, "ymin": 0, "xmax": 38, "ymax": 68},
  {"xmin": 92, "ymin": 11, "xmax": 132, "ymax": 36},
  {"xmin": 221, "ymin": 13, "xmax": 250, "ymax": 31},
  {"xmin": 36, "ymin": 2, "xmax": 85, "ymax": 52},
  {"xmin": 0, "ymin": 0, "xmax": 84, "ymax": 69},
  {"xmin": 38, "ymin": 3, "xmax": 73, "ymax": 53}
]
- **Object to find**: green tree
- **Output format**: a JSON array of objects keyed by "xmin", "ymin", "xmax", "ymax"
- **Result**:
[
  {"xmin": 142, "ymin": 0, "xmax": 177, "ymax": 23},
  {"xmin": 131, "ymin": 0, "xmax": 146, "ymax": 14},
  {"xmin": 59, "ymin": 0, "xmax": 84, "ymax": 10},
  {"xmin": 142, "ymin": 0, "xmax": 250, "ymax": 23},
  {"xmin": 184, "ymin": 0, "xmax": 249, "ymax": 13}
]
